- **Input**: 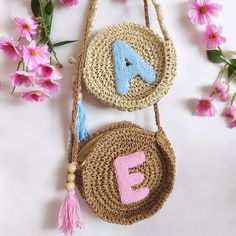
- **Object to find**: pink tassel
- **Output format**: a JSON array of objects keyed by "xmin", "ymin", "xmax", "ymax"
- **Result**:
[{"xmin": 58, "ymin": 189, "xmax": 84, "ymax": 236}]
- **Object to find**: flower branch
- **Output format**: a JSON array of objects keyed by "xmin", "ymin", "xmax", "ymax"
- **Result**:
[
  {"xmin": 0, "ymin": 0, "xmax": 79, "ymax": 102},
  {"xmin": 188, "ymin": 0, "xmax": 236, "ymax": 128}
]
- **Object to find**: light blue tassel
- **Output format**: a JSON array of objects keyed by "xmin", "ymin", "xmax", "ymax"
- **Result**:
[{"xmin": 75, "ymin": 100, "xmax": 89, "ymax": 143}]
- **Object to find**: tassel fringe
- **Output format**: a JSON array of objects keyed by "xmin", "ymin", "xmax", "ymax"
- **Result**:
[
  {"xmin": 75, "ymin": 100, "xmax": 88, "ymax": 142},
  {"xmin": 58, "ymin": 189, "xmax": 84, "ymax": 236},
  {"xmin": 58, "ymin": 100, "xmax": 87, "ymax": 235}
]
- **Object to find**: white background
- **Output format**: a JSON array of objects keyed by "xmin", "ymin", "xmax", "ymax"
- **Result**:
[{"xmin": 0, "ymin": 0, "xmax": 236, "ymax": 236}]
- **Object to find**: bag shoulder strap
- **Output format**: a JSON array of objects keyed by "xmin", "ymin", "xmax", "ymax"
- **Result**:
[{"xmin": 82, "ymin": 0, "xmax": 170, "ymax": 51}]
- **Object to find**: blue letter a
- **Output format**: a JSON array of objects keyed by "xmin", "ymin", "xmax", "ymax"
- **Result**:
[{"xmin": 112, "ymin": 40, "xmax": 156, "ymax": 95}]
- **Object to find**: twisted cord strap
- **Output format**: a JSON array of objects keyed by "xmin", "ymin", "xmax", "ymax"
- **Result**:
[
  {"xmin": 68, "ymin": 0, "xmax": 97, "ymax": 161},
  {"xmin": 151, "ymin": 0, "xmax": 170, "ymax": 40},
  {"xmin": 144, "ymin": 0, "xmax": 150, "ymax": 28},
  {"xmin": 154, "ymin": 103, "xmax": 161, "ymax": 130}
]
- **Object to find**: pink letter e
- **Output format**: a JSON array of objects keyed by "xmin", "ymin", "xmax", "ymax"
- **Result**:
[{"xmin": 113, "ymin": 151, "xmax": 150, "ymax": 205}]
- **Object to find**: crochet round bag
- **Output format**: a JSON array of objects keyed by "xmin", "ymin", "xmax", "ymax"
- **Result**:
[
  {"xmin": 75, "ymin": 108, "xmax": 175, "ymax": 225},
  {"xmin": 80, "ymin": 0, "xmax": 176, "ymax": 111},
  {"xmin": 58, "ymin": 1, "xmax": 176, "ymax": 235}
]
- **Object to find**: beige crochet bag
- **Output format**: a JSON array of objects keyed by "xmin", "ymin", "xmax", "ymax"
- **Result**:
[
  {"xmin": 59, "ymin": 0, "xmax": 177, "ymax": 233},
  {"xmin": 76, "ymin": 0, "xmax": 177, "ymax": 111}
]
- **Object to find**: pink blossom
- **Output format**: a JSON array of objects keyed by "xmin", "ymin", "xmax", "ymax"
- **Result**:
[
  {"xmin": 0, "ymin": 38, "xmax": 21, "ymax": 60},
  {"xmin": 14, "ymin": 17, "xmax": 38, "ymax": 41},
  {"xmin": 203, "ymin": 24, "xmax": 226, "ymax": 49},
  {"xmin": 223, "ymin": 106, "xmax": 236, "ymax": 128},
  {"xmin": 37, "ymin": 79, "xmax": 60, "ymax": 94},
  {"xmin": 188, "ymin": 0, "xmax": 222, "ymax": 25},
  {"xmin": 22, "ymin": 90, "xmax": 49, "ymax": 102},
  {"xmin": 22, "ymin": 41, "xmax": 50, "ymax": 69},
  {"xmin": 229, "ymin": 120, "xmax": 236, "ymax": 128},
  {"xmin": 59, "ymin": 0, "xmax": 79, "ymax": 6},
  {"xmin": 35, "ymin": 63, "xmax": 62, "ymax": 80},
  {"xmin": 213, "ymin": 81, "xmax": 229, "ymax": 102},
  {"xmin": 9, "ymin": 71, "xmax": 34, "ymax": 87},
  {"xmin": 196, "ymin": 97, "xmax": 216, "ymax": 116},
  {"xmin": 223, "ymin": 106, "xmax": 236, "ymax": 120},
  {"xmin": 213, "ymin": 81, "xmax": 228, "ymax": 94},
  {"xmin": 219, "ymin": 93, "xmax": 228, "ymax": 102}
]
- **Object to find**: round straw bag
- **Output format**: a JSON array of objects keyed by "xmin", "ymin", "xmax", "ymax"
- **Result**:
[
  {"xmin": 60, "ymin": 0, "xmax": 176, "ymax": 231},
  {"xmin": 78, "ymin": 0, "xmax": 177, "ymax": 111},
  {"xmin": 75, "ymin": 105, "xmax": 175, "ymax": 225}
]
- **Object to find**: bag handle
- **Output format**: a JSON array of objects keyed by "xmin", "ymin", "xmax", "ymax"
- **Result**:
[
  {"xmin": 68, "ymin": 0, "xmax": 166, "ymax": 163},
  {"xmin": 154, "ymin": 103, "xmax": 161, "ymax": 129},
  {"xmin": 82, "ymin": 0, "xmax": 170, "ymax": 52}
]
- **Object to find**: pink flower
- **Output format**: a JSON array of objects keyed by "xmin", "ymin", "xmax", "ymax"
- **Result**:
[
  {"xmin": 37, "ymin": 79, "xmax": 60, "ymax": 94},
  {"xmin": 213, "ymin": 81, "xmax": 229, "ymax": 102},
  {"xmin": 0, "ymin": 38, "xmax": 21, "ymax": 60},
  {"xmin": 203, "ymin": 24, "xmax": 226, "ymax": 49},
  {"xmin": 35, "ymin": 63, "xmax": 62, "ymax": 80},
  {"xmin": 188, "ymin": 0, "xmax": 222, "ymax": 25},
  {"xmin": 14, "ymin": 17, "xmax": 38, "ymax": 41},
  {"xmin": 22, "ymin": 41, "xmax": 50, "ymax": 69},
  {"xmin": 22, "ymin": 90, "xmax": 49, "ymax": 102},
  {"xmin": 229, "ymin": 120, "xmax": 236, "ymax": 128},
  {"xmin": 223, "ymin": 106, "xmax": 236, "ymax": 128},
  {"xmin": 196, "ymin": 97, "xmax": 216, "ymax": 116},
  {"xmin": 213, "ymin": 81, "xmax": 228, "ymax": 94},
  {"xmin": 223, "ymin": 106, "xmax": 236, "ymax": 120},
  {"xmin": 59, "ymin": 0, "xmax": 79, "ymax": 6},
  {"xmin": 219, "ymin": 93, "xmax": 228, "ymax": 102},
  {"xmin": 9, "ymin": 71, "xmax": 34, "ymax": 87}
]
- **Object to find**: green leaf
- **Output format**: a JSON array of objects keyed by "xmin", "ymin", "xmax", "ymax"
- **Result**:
[
  {"xmin": 207, "ymin": 50, "xmax": 225, "ymax": 63},
  {"xmin": 44, "ymin": 14, "xmax": 53, "ymax": 33},
  {"xmin": 45, "ymin": 1, "xmax": 54, "ymax": 15},
  {"xmin": 229, "ymin": 59, "xmax": 236, "ymax": 68},
  {"xmin": 228, "ymin": 65, "xmax": 235, "ymax": 79},
  {"xmin": 53, "ymin": 40, "xmax": 77, "ymax": 47},
  {"xmin": 40, "ymin": 31, "xmax": 48, "ymax": 44},
  {"xmin": 40, "ymin": 2, "xmax": 54, "ymax": 42},
  {"xmin": 31, "ymin": 0, "xmax": 40, "ymax": 17}
]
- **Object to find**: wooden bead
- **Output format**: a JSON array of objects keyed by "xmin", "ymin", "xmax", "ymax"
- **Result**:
[
  {"xmin": 66, "ymin": 182, "xmax": 75, "ymax": 191},
  {"xmin": 67, "ymin": 173, "xmax": 76, "ymax": 182},
  {"xmin": 67, "ymin": 163, "xmax": 77, "ymax": 173}
]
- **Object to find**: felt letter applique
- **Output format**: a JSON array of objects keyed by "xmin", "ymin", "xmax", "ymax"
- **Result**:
[
  {"xmin": 113, "ymin": 151, "xmax": 150, "ymax": 205},
  {"xmin": 112, "ymin": 39, "xmax": 156, "ymax": 95}
]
